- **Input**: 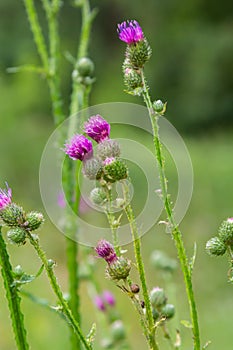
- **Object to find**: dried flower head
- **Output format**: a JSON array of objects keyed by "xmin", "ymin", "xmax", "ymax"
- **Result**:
[
  {"xmin": 95, "ymin": 239, "xmax": 117, "ymax": 264},
  {"xmin": 84, "ymin": 115, "xmax": 110, "ymax": 143},
  {"xmin": 64, "ymin": 134, "xmax": 93, "ymax": 161},
  {"xmin": 117, "ymin": 20, "xmax": 144, "ymax": 44},
  {"xmin": 0, "ymin": 185, "xmax": 12, "ymax": 210}
]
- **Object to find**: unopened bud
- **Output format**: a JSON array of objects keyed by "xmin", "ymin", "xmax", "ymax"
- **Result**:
[
  {"xmin": 97, "ymin": 139, "xmax": 121, "ymax": 160},
  {"xmin": 13, "ymin": 265, "xmax": 24, "ymax": 278},
  {"xmin": 0, "ymin": 203, "xmax": 25, "ymax": 227},
  {"xmin": 90, "ymin": 188, "xmax": 107, "ymax": 205},
  {"xmin": 106, "ymin": 256, "xmax": 131, "ymax": 281},
  {"xmin": 161, "ymin": 304, "xmax": 175, "ymax": 319},
  {"xmin": 130, "ymin": 283, "xmax": 140, "ymax": 294},
  {"xmin": 150, "ymin": 287, "xmax": 167, "ymax": 308},
  {"xmin": 206, "ymin": 237, "xmax": 226, "ymax": 256},
  {"xmin": 103, "ymin": 160, "xmax": 128, "ymax": 183},
  {"xmin": 153, "ymin": 100, "xmax": 167, "ymax": 114},
  {"xmin": 7, "ymin": 227, "xmax": 27, "ymax": 245},
  {"xmin": 82, "ymin": 157, "xmax": 102, "ymax": 180},
  {"xmin": 218, "ymin": 218, "xmax": 233, "ymax": 245},
  {"xmin": 76, "ymin": 57, "xmax": 94, "ymax": 77},
  {"xmin": 110, "ymin": 320, "xmax": 126, "ymax": 342},
  {"xmin": 24, "ymin": 211, "xmax": 44, "ymax": 231}
]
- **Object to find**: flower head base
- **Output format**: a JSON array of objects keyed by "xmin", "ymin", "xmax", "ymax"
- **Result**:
[
  {"xmin": 106, "ymin": 256, "xmax": 131, "ymax": 281},
  {"xmin": 117, "ymin": 20, "xmax": 144, "ymax": 44},
  {"xmin": 64, "ymin": 134, "xmax": 93, "ymax": 161},
  {"xmin": 0, "ymin": 185, "xmax": 12, "ymax": 210},
  {"xmin": 95, "ymin": 239, "xmax": 118, "ymax": 264},
  {"xmin": 84, "ymin": 115, "xmax": 110, "ymax": 143}
]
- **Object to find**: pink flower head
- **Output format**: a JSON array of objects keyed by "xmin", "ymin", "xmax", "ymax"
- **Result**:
[
  {"xmin": 95, "ymin": 239, "xmax": 117, "ymax": 264},
  {"xmin": 117, "ymin": 20, "xmax": 144, "ymax": 44},
  {"xmin": 64, "ymin": 134, "xmax": 93, "ymax": 161},
  {"xmin": 103, "ymin": 290, "xmax": 115, "ymax": 306},
  {"xmin": 0, "ymin": 185, "xmax": 12, "ymax": 210},
  {"xmin": 227, "ymin": 218, "xmax": 233, "ymax": 223},
  {"xmin": 94, "ymin": 295, "xmax": 106, "ymax": 312},
  {"xmin": 84, "ymin": 115, "xmax": 110, "ymax": 143}
]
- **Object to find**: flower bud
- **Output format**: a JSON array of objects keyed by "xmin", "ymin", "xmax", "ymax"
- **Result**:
[
  {"xmin": 47, "ymin": 259, "xmax": 56, "ymax": 268},
  {"xmin": 218, "ymin": 218, "xmax": 233, "ymax": 245},
  {"xmin": 153, "ymin": 100, "xmax": 167, "ymax": 114},
  {"xmin": 7, "ymin": 227, "xmax": 27, "ymax": 245},
  {"xmin": 90, "ymin": 187, "xmax": 107, "ymax": 205},
  {"xmin": 161, "ymin": 304, "xmax": 175, "ymax": 319},
  {"xmin": 24, "ymin": 211, "xmax": 44, "ymax": 231},
  {"xmin": 82, "ymin": 157, "xmax": 102, "ymax": 180},
  {"xmin": 125, "ymin": 39, "xmax": 152, "ymax": 68},
  {"xmin": 97, "ymin": 139, "xmax": 121, "ymax": 160},
  {"xmin": 123, "ymin": 59, "xmax": 142, "ymax": 92},
  {"xmin": 0, "ymin": 203, "xmax": 25, "ymax": 227},
  {"xmin": 150, "ymin": 287, "xmax": 167, "ymax": 308},
  {"xmin": 150, "ymin": 250, "xmax": 177, "ymax": 272},
  {"xmin": 106, "ymin": 256, "xmax": 131, "ymax": 281},
  {"xmin": 76, "ymin": 57, "xmax": 94, "ymax": 77},
  {"xmin": 110, "ymin": 320, "xmax": 126, "ymax": 342},
  {"xmin": 152, "ymin": 307, "xmax": 160, "ymax": 321},
  {"xmin": 103, "ymin": 160, "xmax": 128, "ymax": 183},
  {"xmin": 206, "ymin": 237, "xmax": 226, "ymax": 256},
  {"xmin": 102, "ymin": 290, "xmax": 115, "ymax": 306},
  {"xmin": 13, "ymin": 265, "xmax": 24, "ymax": 278},
  {"xmin": 130, "ymin": 283, "xmax": 140, "ymax": 293},
  {"xmin": 94, "ymin": 295, "xmax": 106, "ymax": 312}
]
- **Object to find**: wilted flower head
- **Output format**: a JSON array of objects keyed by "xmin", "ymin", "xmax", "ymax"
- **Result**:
[
  {"xmin": 95, "ymin": 239, "xmax": 117, "ymax": 264},
  {"xmin": 0, "ymin": 185, "xmax": 12, "ymax": 210},
  {"xmin": 64, "ymin": 134, "xmax": 93, "ymax": 161},
  {"xmin": 84, "ymin": 115, "xmax": 110, "ymax": 143},
  {"xmin": 117, "ymin": 20, "xmax": 144, "ymax": 44}
]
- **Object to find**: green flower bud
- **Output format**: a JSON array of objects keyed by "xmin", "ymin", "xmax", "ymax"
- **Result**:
[
  {"xmin": 206, "ymin": 237, "xmax": 226, "ymax": 256},
  {"xmin": 97, "ymin": 139, "xmax": 121, "ymax": 160},
  {"xmin": 161, "ymin": 304, "xmax": 175, "ymax": 319},
  {"xmin": 13, "ymin": 265, "xmax": 24, "ymax": 278},
  {"xmin": 218, "ymin": 218, "xmax": 233, "ymax": 245},
  {"xmin": 82, "ymin": 157, "xmax": 102, "ymax": 180},
  {"xmin": 150, "ymin": 287, "xmax": 167, "ymax": 308},
  {"xmin": 123, "ymin": 58, "xmax": 142, "ymax": 92},
  {"xmin": 106, "ymin": 257, "xmax": 131, "ymax": 281},
  {"xmin": 153, "ymin": 100, "xmax": 167, "ymax": 115},
  {"xmin": 103, "ymin": 160, "xmax": 128, "ymax": 183},
  {"xmin": 76, "ymin": 57, "xmax": 94, "ymax": 77},
  {"xmin": 25, "ymin": 211, "xmax": 44, "ymax": 231},
  {"xmin": 7, "ymin": 227, "xmax": 27, "ymax": 245},
  {"xmin": 152, "ymin": 307, "xmax": 160, "ymax": 321},
  {"xmin": 0, "ymin": 203, "xmax": 25, "ymax": 227},
  {"xmin": 126, "ymin": 39, "xmax": 152, "ymax": 68},
  {"xmin": 90, "ymin": 187, "xmax": 107, "ymax": 205},
  {"xmin": 110, "ymin": 320, "xmax": 126, "ymax": 342},
  {"xmin": 47, "ymin": 259, "xmax": 56, "ymax": 268}
]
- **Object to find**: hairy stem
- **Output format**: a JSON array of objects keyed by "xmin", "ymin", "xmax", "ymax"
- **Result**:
[
  {"xmin": 0, "ymin": 228, "xmax": 29, "ymax": 350},
  {"xmin": 140, "ymin": 69, "xmax": 201, "ymax": 350}
]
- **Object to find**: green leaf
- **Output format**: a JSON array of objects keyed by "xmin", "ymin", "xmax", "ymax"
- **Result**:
[
  {"xmin": 86, "ymin": 323, "xmax": 96, "ymax": 346},
  {"xmin": 7, "ymin": 65, "xmax": 47, "ymax": 75}
]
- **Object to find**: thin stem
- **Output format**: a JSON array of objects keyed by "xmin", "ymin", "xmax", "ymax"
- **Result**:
[
  {"xmin": 124, "ymin": 203, "xmax": 158, "ymax": 350},
  {"xmin": 0, "ymin": 228, "xmax": 29, "ymax": 350},
  {"xmin": 26, "ymin": 231, "xmax": 92, "ymax": 350},
  {"xmin": 140, "ymin": 69, "xmax": 201, "ymax": 350},
  {"xmin": 104, "ymin": 186, "xmax": 120, "ymax": 255}
]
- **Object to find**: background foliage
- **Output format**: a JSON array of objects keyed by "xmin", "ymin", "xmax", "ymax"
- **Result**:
[{"xmin": 0, "ymin": 0, "xmax": 233, "ymax": 349}]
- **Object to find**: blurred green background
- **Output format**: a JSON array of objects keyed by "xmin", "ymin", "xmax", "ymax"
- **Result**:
[{"xmin": 0, "ymin": 0, "xmax": 233, "ymax": 349}]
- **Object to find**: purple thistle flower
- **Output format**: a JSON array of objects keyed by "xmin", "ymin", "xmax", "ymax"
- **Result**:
[
  {"xmin": 0, "ymin": 185, "xmax": 12, "ymax": 210},
  {"xmin": 95, "ymin": 239, "xmax": 118, "ymax": 264},
  {"xmin": 117, "ymin": 20, "xmax": 144, "ymax": 44},
  {"xmin": 102, "ymin": 290, "xmax": 115, "ymax": 307},
  {"xmin": 84, "ymin": 115, "xmax": 110, "ymax": 143},
  {"xmin": 227, "ymin": 218, "xmax": 233, "ymax": 223},
  {"xmin": 103, "ymin": 157, "xmax": 115, "ymax": 166},
  {"xmin": 94, "ymin": 295, "xmax": 106, "ymax": 312},
  {"xmin": 64, "ymin": 134, "xmax": 93, "ymax": 161}
]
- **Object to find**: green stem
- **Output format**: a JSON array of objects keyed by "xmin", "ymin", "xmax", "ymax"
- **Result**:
[
  {"xmin": 140, "ymin": 69, "xmax": 201, "ymax": 350},
  {"xmin": 26, "ymin": 231, "xmax": 92, "ymax": 350},
  {"xmin": 0, "ymin": 228, "xmax": 29, "ymax": 350},
  {"xmin": 105, "ymin": 186, "xmax": 120, "ymax": 255},
  {"xmin": 124, "ymin": 203, "xmax": 159, "ymax": 350}
]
